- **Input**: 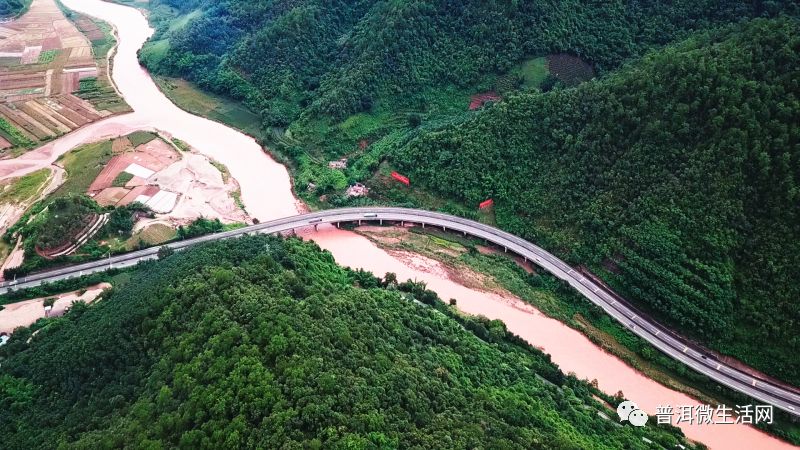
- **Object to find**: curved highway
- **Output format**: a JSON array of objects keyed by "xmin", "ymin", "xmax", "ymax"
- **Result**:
[{"xmin": 1, "ymin": 207, "xmax": 799, "ymax": 416}]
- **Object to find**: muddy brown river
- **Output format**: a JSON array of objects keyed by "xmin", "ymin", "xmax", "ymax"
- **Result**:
[{"xmin": 0, "ymin": 1, "xmax": 792, "ymax": 447}]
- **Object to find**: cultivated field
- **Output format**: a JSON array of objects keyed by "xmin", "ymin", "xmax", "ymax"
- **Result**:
[
  {"xmin": 53, "ymin": 132, "xmax": 249, "ymax": 226},
  {"xmin": 0, "ymin": 0, "xmax": 129, "ymax": 156},
  {"xmin": 546, "ymin": 54, "xmax": 595, "ymax": 86}
]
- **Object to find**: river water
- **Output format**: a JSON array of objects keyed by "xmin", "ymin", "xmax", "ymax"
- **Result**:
[{"xmin": 1, "ymin": 1, "xmax": 793, "ymax": 448}]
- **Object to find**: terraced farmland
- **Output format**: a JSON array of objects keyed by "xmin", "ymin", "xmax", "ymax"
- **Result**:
[{"xmin": 0, "ymin": 0, "xmax": 129, "ymax": 156}]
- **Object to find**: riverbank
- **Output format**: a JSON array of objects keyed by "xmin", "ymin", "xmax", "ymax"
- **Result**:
[
  {"xmin": 349, "ymin": 223, "xmax": 800, "ymax": 444},
  {"xmin": 303, "ymin": 223, "xmax": 797, "ymax": 449}
]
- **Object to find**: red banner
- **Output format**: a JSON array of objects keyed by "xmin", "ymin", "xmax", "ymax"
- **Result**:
[
  {"xmin": 479, "ymin": 198, "xmax": 494, "ymax": 209},
  {"xmin": 391, "ymin": 171, "xmax": 410, "ymax": 186}
]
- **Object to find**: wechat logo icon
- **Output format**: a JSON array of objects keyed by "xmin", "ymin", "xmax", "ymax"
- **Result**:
[{"xmin": 617, "ymin": 400, "xmax": 649, "ymax": 427}]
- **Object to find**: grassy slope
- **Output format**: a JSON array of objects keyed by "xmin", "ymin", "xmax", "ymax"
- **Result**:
[
  {"xmin": 125, "ymin": 223, "xmax": 176, "ymax": 250},
  {"xmin": 0, "ymin": 169, "xmax": 49, "ymax": 204},
  {"xmin": 51, "ymin": 140, "xmax": 114, "ymax": 198},
  {"xmin": 152, "ymin": 76, "xmax": 265, "ymax": 140}
]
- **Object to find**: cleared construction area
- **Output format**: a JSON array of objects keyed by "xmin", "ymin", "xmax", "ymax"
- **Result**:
[
  {"xmin": 88, "ymin": 134, "xmax": 247, "ymax": 224},
  {"xmin": 89, "ymin": 136, "xmax": 180, "ymax": 213}
]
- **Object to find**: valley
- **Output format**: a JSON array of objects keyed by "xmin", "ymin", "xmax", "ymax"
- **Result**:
[{"xmin": 0, "ymin": 0, "xmax": 798, "ymax": 448}]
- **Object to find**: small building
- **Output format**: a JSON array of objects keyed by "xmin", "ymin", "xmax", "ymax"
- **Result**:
[
  {"xmin": 328, "ymin": 158, "xmax": 348, "ymax": 169},
  {"xmin": 346, "ymin": 183, "xmax": 369, "ymax": 198},
  {"xmin": 0, "ymin": 334, "xmax": 9, "ymax": 347}
]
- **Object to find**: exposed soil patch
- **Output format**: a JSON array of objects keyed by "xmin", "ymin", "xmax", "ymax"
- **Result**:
[
  {"xmin": 0, "ymin": 237, "xmax": 24, "ymax": 275},
  {"xmin": 78, "ymin": 134, "xmax": 248, "ymax": 226},
  {"xmin": 149, "ymin": 151, "xmax": 247, "ymax": 225},
  {"xmin": 0, "ymin": 165, "xmax": 62, "ymax": 275},
  {"xmin": 355, "ymin": 225, "xmax": 514, "ymax": 296},
  {"xmin": 469, "ymin": 91, "xmax": 501, "ymax": 110},
  {"xmin": 0, "ymin": 136, "xmax": 12, "ymax": 150},
  {"xmin": 357, "ymin": 225, "xmax": 466, "ymax": 258},
  {"xmin": 0, "ymin": 282, "xmax": 110, "ymax": 334}
]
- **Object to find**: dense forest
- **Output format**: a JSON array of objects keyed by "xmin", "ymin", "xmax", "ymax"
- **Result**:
[
  {"xmin": 392, "ymin": 19, "xmax": 800, "ymax": 384},
  {"xmin": 136, "ymin": 1, "xmax": 800, "ymax": 385},
  {"xmin": 141, "ymin": 0, "xmax": 799, "ymax": 126},
  {"xmin": 0, "ymin": 236, "xmax": 692, "ymax": 448},
  {"xmin": 0, "ymin": 0, "xmax": 29, "ymax": 18}
]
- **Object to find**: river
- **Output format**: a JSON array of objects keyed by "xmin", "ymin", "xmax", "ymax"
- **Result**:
[{"xmin": 1, "ymin": 0, "xmax": 794, "ymax": 448}]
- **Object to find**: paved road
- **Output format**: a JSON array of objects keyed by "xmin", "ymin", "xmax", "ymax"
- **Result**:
[{"xmin": 2, "ymin": 207, "xmax": 799, "ymax": 416}]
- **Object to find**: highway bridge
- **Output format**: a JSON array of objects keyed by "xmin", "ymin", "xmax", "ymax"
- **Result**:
[{"xmin": 1, "ymin": 207, "xmax": 799, "ymax": 416}]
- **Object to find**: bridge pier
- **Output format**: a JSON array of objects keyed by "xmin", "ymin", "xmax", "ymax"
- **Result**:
[
  {"xmin": 380, "ymin": 219, "xmax": 383, "ymax": 225},
  {"xmin": 336, "ymin": 222, "xmax": 340, "ymax": 228},
  {"xmin": 421, "ymin": 223, "xmax": 425, "ymax": 229},
  {"xmin": 358, "ymin": 220, "xmax": 362, "ymax": 226},
  {"xmin": 313, "ymin": 224, "xmax": 318, "ymax": 231}
]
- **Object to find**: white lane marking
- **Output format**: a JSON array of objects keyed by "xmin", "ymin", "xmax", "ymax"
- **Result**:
[
  {"xmin": 592, "ymin": 287, "xmax": 599, "ymax": 293},
  {"xmin": 682, "ymin": 346, "xmax": 688, "ymax": 353},
  {"xmin": 655, "ymin": 330, "xmax": 660, "ymax": 336},
  {"xmin": 716, "ymin": 364, "xmax": 721, "ymax": 370},
  {"xmin": 752, "ymin": 380, "xmax": 757, "ymax": 387},
  {"xmin": 567, "ymin": 269, "xmax": 573, "ymax": 274}
]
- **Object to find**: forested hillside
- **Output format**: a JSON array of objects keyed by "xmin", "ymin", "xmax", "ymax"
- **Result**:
[
  {"xmin": 0, "ymin": 236, "xmax": 691, "ymax": 448},
  {"xmin": 134, "ymin": 0, "xmax": 800, "ymax": 385},
  {"xmin": 140, "ymin": 0, "xmax": 798, "ymax": 125},
  {"xmin": 0, "ymin": 0, "xmax": 30, "ymax": 17},
  {"xmin": 392, "ymin": 19, "xmax": 800, "ymax": 384}
]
